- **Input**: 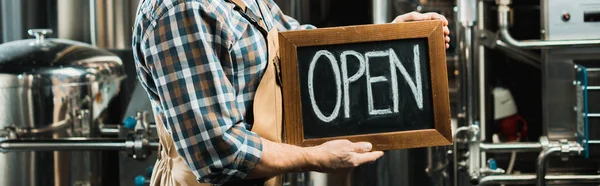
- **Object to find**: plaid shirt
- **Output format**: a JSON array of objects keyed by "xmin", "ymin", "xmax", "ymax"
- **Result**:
[{"xmin": 132, "ymin": 0, "xmax": 314, "ymax": 184}]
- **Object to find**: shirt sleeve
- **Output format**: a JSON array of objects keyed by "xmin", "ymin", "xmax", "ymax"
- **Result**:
[
  {"xmin": 138, "ymin": 2, "xmax": 262, "ymax": 184},
  {"xmin": 263, "ymin": 0, "xmax": 316, "ymax": 31}
]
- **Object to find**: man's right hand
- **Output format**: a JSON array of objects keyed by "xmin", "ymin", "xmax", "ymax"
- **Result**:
[{"xmin": 306, "ymin": 140, "xmax": 384, "ymax": 172}]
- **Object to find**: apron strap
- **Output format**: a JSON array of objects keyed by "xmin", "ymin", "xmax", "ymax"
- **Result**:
[
  {"xmin": 230, "ymin": 0, "xmax": 247, "ymax": 12},
  {"xmin": 226, "ymin": 0, "xmax": 269, "ymax": 37}
]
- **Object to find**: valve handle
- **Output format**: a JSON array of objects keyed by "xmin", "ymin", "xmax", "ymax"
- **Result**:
[
  {"xmin": 135, "ymin": 175, "xmax": 146, "ymax": 186},
  {"xmin": 488, "ymin": 158, "xmax": 497, "ymax": 170},
  {"xmin": 124, "ymin": 116, "xmax": 137, "ymax": 129}
]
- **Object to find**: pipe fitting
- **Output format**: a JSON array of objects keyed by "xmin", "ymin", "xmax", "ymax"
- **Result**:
[
  {"xmin": 0, "ymin": 127, "xmax": 18, "ymax": 141},
  {"xmin": 126, "ymin": 130, "xmax": 152, "ymax": 160},
  {"xmin": 536, "ymin": 141, "xmax": 583, "ymax": 186}
]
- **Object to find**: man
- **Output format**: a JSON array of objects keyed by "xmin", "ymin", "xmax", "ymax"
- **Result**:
[{"xmin": 132, "ymin": 0, "xmax": 450, "ymax": 185}]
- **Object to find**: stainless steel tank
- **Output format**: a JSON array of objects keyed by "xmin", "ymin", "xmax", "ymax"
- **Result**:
[{"xmin": 0, "ymin": 29, "xmax": 125, "ymax": 186}]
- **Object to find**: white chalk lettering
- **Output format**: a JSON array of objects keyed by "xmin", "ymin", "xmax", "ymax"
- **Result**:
[
  {"xmin": 308, "ymin": 50, "xmax": 342, "ymax": 122},
  {"xmin": 388, "ymin": 48, "xmax": 399, "ymax": 113},
  {"xmin": 341, "ymin": 50, "xmax": 365, "ymax": 118},
  {"xmin": 365, "ymin": 50, "xmax": 393, "ymax": 115},
  {"xmin": 307, "ymin": 45, "xmax": 423, "ymax": 123},
  {"xmin": 390, "ymin": 45, "xmax": 423, "ymax": 109}
]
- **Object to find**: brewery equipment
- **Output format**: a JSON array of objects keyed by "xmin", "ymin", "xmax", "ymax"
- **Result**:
[
  {"xmin": 0, "ymin": 29, "xmax": 152, "ymax": 186},
  {"xmin": 451, "ymin": 0, "xmax": 600, "ymax": 185}
]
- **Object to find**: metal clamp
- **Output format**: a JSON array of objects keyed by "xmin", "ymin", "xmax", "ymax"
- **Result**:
[{"xmin": 125, "ymin": 131, "xmax": 152, "ymax": 160}]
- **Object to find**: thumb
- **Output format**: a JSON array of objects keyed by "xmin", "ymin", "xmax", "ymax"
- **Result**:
[
  {"xmin": 351, "ymin": 142, "xmax": 373, "ymax": 153},
  {"xmin": 353, "ymin": 151, "xmax": 385, "ymax": 165}
]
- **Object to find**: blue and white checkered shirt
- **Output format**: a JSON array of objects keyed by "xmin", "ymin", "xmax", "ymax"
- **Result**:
[{"xmin": 132, "ymin": 0, "xmax": 314, "ymax": 184}]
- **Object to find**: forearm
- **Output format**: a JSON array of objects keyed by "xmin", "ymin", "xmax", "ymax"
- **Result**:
[
  {"xmin": 246, "ymin": 137, "xmax": 385, "ymax": 180},
  {"xmin": 246, "ymin": 138, "xmax": 313, "ymax": 179}
]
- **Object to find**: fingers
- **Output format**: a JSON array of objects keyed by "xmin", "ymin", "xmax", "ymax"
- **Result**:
[
  {"xmin": 443, "ymin": 26, "xmax": 450, "ymax": 36},
  {"xmin": 393, "ymin": 12, "xmax": 418, "ymax": 23},
  {"xmin": 351, "ymin": 142, "xmax": 373, "ymax": 153},
  {"xmin": 394, "ymin": 12, "xmax": 449, "ymax": 24},
  {"xmin": 424, "ymin": 13, "xmax": 449, "ymax": 26},
  {"xmin": 351, "ymin": 151, "xmax": 385, "ymax": 166},
  {"xmin": 392, "ymin": 12, "xmax": 451, "ymax": 49}
]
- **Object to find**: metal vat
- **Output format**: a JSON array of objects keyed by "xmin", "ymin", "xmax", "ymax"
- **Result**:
[{"xmin": 0, "ymin": 29, "xmax": 125, "ymax": 186}]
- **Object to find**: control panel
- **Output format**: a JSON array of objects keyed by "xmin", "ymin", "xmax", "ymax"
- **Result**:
[{"xmin": 544, "ymin": 0, "xmax": 600, "ymax": 40}]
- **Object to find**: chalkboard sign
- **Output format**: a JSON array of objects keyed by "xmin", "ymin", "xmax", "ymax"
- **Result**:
[{"xmin": 279, "ymin": 21, "xmax": 451, "ymax": 151}]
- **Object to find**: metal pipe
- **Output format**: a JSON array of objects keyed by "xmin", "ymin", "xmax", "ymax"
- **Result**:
[
  {"xmin": 1, "ymin": 0, "xmax": 23, "ymax": 42},
  {"xmin": 477, "ymin": 0, "xmax": 487, "ymax": 171},
  {"xmin": 58, "ymin": 0, "xmax": 91, "ymax": 43},
  {"xmin": 495, "ymin": 40, "xmax": 541, "ymax": 68},
  {"xmin": 588, "ymin": 113, "xmax": 600, "ymax": 117},
  {"xmin": 587, "ymin": 140, "xmax": 600, "ymax": 144},
  {"xmin": 536, "ymin": 144, "xmax": 583, "ymax": 186},
  {"xmin": 588, "ymin": 68, "xmax": 600, "ymax": 72},
  {"xmin": 480, "ymin": 142, "xmax": 543, "ymax": 153},
  {"xmin": 496, "ymin": 0, "xmax": 600, "ymax": 49},
  {"xmin": 99, "ymin": 124, "xmax": 121, "ymax": 136},
  {"xmin": 479, "ymin": 174, "xmax": 600, "ymax": 185},
  {"xmin": 0, "ymin": 138, "xmax": 160, "ymax": 152},
  {"xmin": 457, "ymin": 0, "xmax": 480, "ymax": 182},
  {"xmin": 536, "ymin": 146, "xmax": 561, "ymax": 186},
  {"xmin": 0, "ymin": 138, "xmax": 129, "ymax": 152},
  {"xmin": 26, "ymin": 118, "xmax": 72, "ymax": 134},
  {"xmin": 496, "ymin": 40, "xmax": 541, "ymax": 62},
  {"xmin": 453, "ymin": 126, "xmax": 473, "ymax": 186},
  {"xmin": 477, "ymin": 0, "xmax": 486, "ymax": 142},
  {"xmin": 150, "ymin": 141, "xmax": 159, "ymax": 149},
  {"xmin": 372, "ymin": 0, "xmax": 390, "ymax": 24}
]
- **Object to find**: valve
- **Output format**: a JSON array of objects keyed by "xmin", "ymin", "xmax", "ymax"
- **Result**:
[
  {"xmin": 487, "ymin": 159, "xmax": 497, "ymax": 170},
  {"xmin": 126, "ymin": 111, "xmax": 153, "ymax": 160},
  {"xmin": 135, "ymin": 175, "xmax": 146, "ymax": 186},
  {"xmin": 124, "ymin": 116, "xmax": 137, "ymax": 129},
  {"xmin": 480, "ymin": 158, "xmax": 505, "ymax": 176}
]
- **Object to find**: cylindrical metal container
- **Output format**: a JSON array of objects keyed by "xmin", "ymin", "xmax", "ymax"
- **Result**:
[{"xmin": 0, "ymin": 29, "xmax": 125, "ymax": 186}]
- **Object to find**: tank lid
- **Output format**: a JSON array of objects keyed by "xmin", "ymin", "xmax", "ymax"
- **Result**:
[{"xmin": 0, "ymin": 29, "xmax": 125, "ymax": 88}]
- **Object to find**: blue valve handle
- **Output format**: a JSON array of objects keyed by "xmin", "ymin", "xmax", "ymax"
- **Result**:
[
  {"xmin": 124, "ymin": 116, "xmax": 137, "ymax": 129},
  {"xmin": 488, "ymin": 159, "xmax": 497, "ymax": 170},
  {"xmin": 135, "ymin": 175, "xmax": 146, "ymax": 186}
]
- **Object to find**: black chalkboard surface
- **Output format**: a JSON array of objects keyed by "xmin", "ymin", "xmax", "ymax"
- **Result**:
[
  {"xmin": 279, "ymin": 21, "xmax": 451, "ymax": 150},
  {"xmin": 297, "ymin": 39, "xmax": 433, "ymax": 139}
]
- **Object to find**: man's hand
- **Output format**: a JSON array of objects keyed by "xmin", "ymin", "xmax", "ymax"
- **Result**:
[
  {"xmin": 247, "ymin": 139, "xmax": 384, "ymax": 179},
  {"xmin": 393, "ymin": 12, "xmax": 451, "ymax": 49},
  {"xmin": 306, "ymin": 140, "xmax": 384, "ymax": 172}
]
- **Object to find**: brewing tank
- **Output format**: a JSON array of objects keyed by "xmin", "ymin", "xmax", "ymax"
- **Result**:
[{"xmin": 0, "ymin": 29, "xmax": 125, "ymax": 186}]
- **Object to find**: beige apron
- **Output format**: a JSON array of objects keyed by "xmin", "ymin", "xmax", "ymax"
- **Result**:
[{"xmin": 146, "ymin": 1, "xmax": 284, "ymax": 185}]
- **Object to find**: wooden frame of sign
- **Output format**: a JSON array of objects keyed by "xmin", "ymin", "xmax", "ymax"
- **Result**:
[{"xmin": 279, "ymin": 20, "xmax": 452, "ymax": 151}]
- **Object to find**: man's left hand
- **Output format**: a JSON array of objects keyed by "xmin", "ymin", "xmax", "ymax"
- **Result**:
[{"xmin": 393, "ymin": 12, "xmax": 450, "ymax": 49}]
